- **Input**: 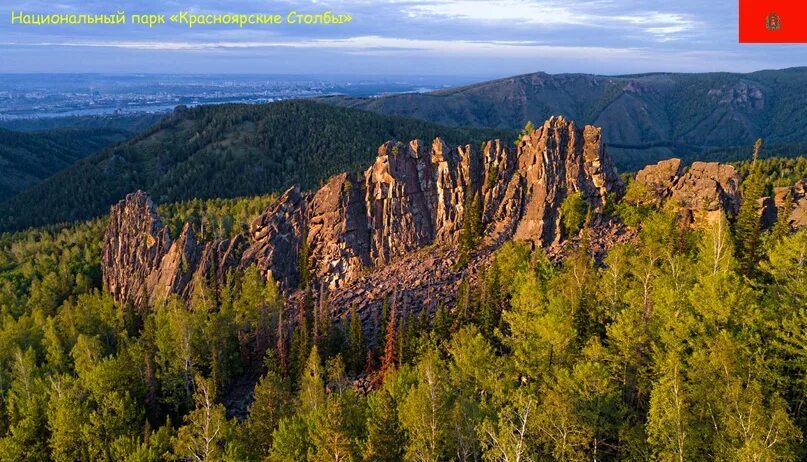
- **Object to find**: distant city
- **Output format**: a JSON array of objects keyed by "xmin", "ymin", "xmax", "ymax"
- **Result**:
[{"xmin": 0, "ymin": 74, "xmax": 474, "ymax": 121}]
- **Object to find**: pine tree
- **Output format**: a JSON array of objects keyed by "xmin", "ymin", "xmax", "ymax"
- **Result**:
[
  {"xmin": 380, "ymin": 294, "xmax": 398, "ymax": 380},
  {"xmin": 347, "ymin": 305, "xmax": 367, "ymax": 373},
  {"xmin": 299, "ymin": 346, "xmax": 325, "ymax": 414},
  {"xmin": 314, "ymin": 288, "xmax": 329, "ymax": 345},
  {"xmin": 735, "ymin": 138, "xmax": 765, "ymax": 276},
  {"xmin": 516, "ymin": 120, "xmax": 536, "ymax": 145},
  {"xmin": 433, "ymin": 304, "xmax": 451, "ymax": 343},
  {"xmin": 316, "ymin": 292, "xmax": 334, "ymax": 354},
  {"xmin": 299, "ymin": 230, "xmax": 311, "ymax": 290},
  {"xmin": 397, "ymin": 313, "xmax": 409, "ymax": 366},
  {"xmin": 364, "ymin": 390, "xmax": 405, "ymax": 462},
  {"xmin": 268, "ymin": 414, "xmax": 310, "ymax": 462},
  {"xmin": 246, "ymin": 368, "xmax": 293, "ymax": 458},
  {"xmin": 289, "ymin": 299, "xmax": 311, "ymax": 383},
  {"xmin": 457, "ymin": 191, "xmax": 483, "ymax": 268},
  {"xmin": 404, "ymin": 311, "xmax": 419, "ymax": 361},
  {"xmin": 377, "ymin": 297, "xmax": 389, "ymax": 354},
  {"xmin": 771, "ymin": 192, "xmax": 793, "ymax": 242},
  {"xmin": 276, "ymin": 307, "xmax": 289, "ymax": 378},
  {"xmin": 476, "ymin": 268, "xmax": 497, "ymax": 338}
]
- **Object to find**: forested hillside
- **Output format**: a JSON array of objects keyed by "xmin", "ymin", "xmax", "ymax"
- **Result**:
[
  {"xmin": 323, "ymin": 67, "xmax": 807, "ymax": 169},
  {"xmin": 0, "ymin": 100, "xmax": 509, "ymax": 232},
  {"xmin": 0, "ymin": 113, "xmax": 164, "ymax": 134},
  {"xmin": 0, "ymin": 146, "xmax": 806, "ymax": 461},
  {"xmin": 0, "ymin": 127, "xmax": 129, "ymax": 201}
]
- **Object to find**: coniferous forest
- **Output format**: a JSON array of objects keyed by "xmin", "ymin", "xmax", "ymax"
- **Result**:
[{"xmin": 0, "ymin": 151, "xmax": 805, "ymax": 462}]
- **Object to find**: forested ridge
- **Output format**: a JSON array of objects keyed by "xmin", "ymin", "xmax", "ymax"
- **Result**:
[
  {"xmin": 0, "ymin": 127, "xmax": 129, "ymax": 201},
  {"xmin": 0, "ymin": 113, "xmax": 165, "ymax": 134},
  {"xmin": 0, "ymin": 100, "xmax": 510, "ymax": 233},
  {"xmin": 0, "ymin": 153, "xmax": 806, "ymax": 461}
]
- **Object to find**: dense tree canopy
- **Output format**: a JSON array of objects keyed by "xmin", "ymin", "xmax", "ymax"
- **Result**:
[{"xmin": 0, "ymin": 152, "xmax": 806, "ymax": 461}]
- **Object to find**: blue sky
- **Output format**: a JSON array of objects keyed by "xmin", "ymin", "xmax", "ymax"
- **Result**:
[{"xmin": 2, "ymin": 0, "xmax": 806, "ymax": 76}]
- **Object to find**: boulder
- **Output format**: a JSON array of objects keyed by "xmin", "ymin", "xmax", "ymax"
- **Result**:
[
  {"xmin": 670, "ymin": 162, "xmax": 741, "ymax": 218},
  {"xmin": 633, "ymin": 158, "xmax": 683, "ymax": 204},
  {"xmin": 633, "ymin": 159, "xmax": 741, "ymax": 225}
]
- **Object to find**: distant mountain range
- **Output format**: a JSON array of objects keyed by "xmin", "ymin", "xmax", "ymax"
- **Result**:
[
  {"xmin": 4, "ymin": 68, "xmax": 807, "ymax": 232},
  {"xmin": 0, "ymin": 100, "xmax": 507, "ymax": 232},
  {"xmin": 0, "ymin": 127, "xmax": 129, "ymax": 201},
  {"xmin": 322, "ymin": 67, "xmax": 807, "ymax": 169}
]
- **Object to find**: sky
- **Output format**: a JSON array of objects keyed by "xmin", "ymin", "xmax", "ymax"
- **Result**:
[{"xmin": 1, "ymin": 0, "xmax": 806, "ymax": 77}]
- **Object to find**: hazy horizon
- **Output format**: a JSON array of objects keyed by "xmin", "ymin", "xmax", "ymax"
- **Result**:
[{"xmin": 1, "ymin": 66, "xmax": 806, "ymax": 76}]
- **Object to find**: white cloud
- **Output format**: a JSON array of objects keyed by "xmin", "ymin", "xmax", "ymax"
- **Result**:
[
  {"xmin": 402, "ymin": 0, "xmax": 696, "ymax": 40},
  {"xmin": 0, "ymin": 35, "xmax": 646, "ymax": 59}
]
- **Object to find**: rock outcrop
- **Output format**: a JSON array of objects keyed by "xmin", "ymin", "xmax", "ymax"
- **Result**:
[
  {"xmin": 102, "ymin": 191, "xmax": 170, "ymax": 310},
  {"xmin": 774, "ymin": 179, "xmax": 807, "ymax": 230},
  {"xmin": 103, "ymin": 193, "xmax": 250, "ymax": 309},
  {"xmin": 102, "ymin": 116, "xmax": 623, "ymax": 313},
  {"xmin": 633, "ymin": 159, "xmax": 741, "ymax": 224},
  {"xmin": 241, "ymin": 186, "xmax": 309, "ymax": 290},
  {"xmin": 633, "ymin": 158, "xmax": 682, "ymax": 205},
  {"xmin": 307, "ymin": 173, "xmax": 371, "ymax": 290},
  {"xmin": 511, "ymin": 117, "xmax": 621, "ymax": 247}
]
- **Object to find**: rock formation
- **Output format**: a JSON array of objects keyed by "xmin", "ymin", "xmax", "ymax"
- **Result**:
[
  {"xmin": 511, "ymin": 117, "xmax": 621, "ymax": 247},
  {"xmin": 102, "ymin": 191, "xmax": 171, "ymax": 310},
  {"xmin": 240, "ymin": 186, "xmax": 309, "ymax": 290},
  {"xmin": 633, "ymin": 159, "xmax": 741, "ymax": 224},
  {"xmin": 632, "ymin": 158, "xmax": 682, "ymax": 205},
  {"xmin": 102, "ymin": 192, "xmax": 250, "ymax": 310},
  {"xmin": 102, "ymin": 116, "xmax": 623, "ymax": 314},
  {"xmin": 307, "ymin": 173, "xmax": 371, "ymax": 290},
  {"xmin": 774, "ymin": 179, "xmax": 807, "ymax": 230}
]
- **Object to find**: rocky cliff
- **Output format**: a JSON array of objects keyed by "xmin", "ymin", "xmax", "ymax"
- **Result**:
[
  {"xmin": 102, "ymin": 191, "xmax": 170, "ymax": 310},
  {"xmin": 632, "ymin": 159, "xmax": 741, "ymax": 225},
  {"xmin": 632, "ymin": 158, "xmax": 807, "ymax": 232},
  {"xmin": 102, "ymin": 116, "xmax": 622, "ymax": 313},
  {"xmin": 102, "ymin": 193, "xmax": 249, "ymax": 310}
]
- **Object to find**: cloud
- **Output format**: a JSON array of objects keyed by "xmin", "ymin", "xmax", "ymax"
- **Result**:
[
  {"xmin": 402, "ymin": 0, "xmax": 697, "ymax": 40},
  {"xmin": 3, "ymin": 0, "xmax": 806, "ymax": 74},
  {"xmin": 0, "ymin": 35, "xmax": 646, "ymax": 59}
]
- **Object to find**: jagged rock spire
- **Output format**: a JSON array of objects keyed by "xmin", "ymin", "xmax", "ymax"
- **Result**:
[{"xmin": 102, "ymin": 115, "xmax": 624, "ymax": 309}]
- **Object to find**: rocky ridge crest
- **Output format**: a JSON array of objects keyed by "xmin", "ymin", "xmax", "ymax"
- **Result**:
[{"xmin": 102, "ymin": 116, "xmax": 621, "ymax": 315}]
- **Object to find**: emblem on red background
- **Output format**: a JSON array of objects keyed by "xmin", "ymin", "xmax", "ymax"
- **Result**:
[{"xmin": 766, "ymin": 12, "xmax": 781, "ymax": 31}]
